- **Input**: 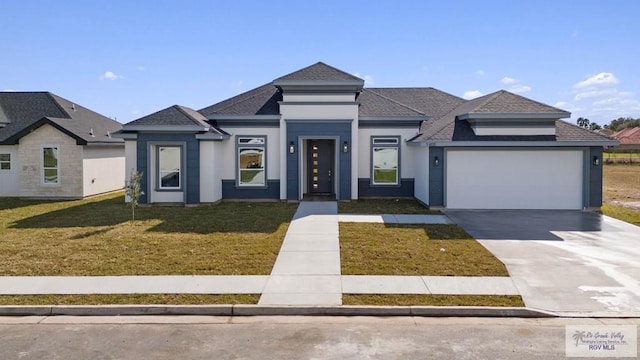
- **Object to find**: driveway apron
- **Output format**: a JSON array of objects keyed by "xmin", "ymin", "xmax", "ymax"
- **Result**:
[{"xmin": 446, "ymin": 210, "xmax": 640, "ymax": 316}]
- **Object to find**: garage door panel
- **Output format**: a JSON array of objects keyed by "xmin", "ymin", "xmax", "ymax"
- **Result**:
[{"xmin": 446, "ymin": 150, "xmax": 583, "ymax": 210}]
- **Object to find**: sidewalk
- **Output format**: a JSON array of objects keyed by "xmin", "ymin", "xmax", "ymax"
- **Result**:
[{"xmin": 0, "ymin": 202, "xmax": 520, "ymax": 305}]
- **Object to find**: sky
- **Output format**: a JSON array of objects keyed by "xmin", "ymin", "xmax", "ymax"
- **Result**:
[{"xmin": 1, "ymin": 1, "xmax": 639, "ymax": 125}]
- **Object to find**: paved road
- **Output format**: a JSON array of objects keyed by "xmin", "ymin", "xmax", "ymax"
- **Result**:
[
  {"xmin": 1, "ymin": 316, "xmax": 638, "ymax": 359},
  {"xmin": 446, "ymin": 210, "xmax": 640, "ymax": 316}
]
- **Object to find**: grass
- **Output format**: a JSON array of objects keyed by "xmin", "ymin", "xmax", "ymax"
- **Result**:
[
  {"xmin": 601, "ymin": 203, "xmax": 640, "ymax": 226},
  {"xmin": 338, "ymin": 198, "xmax": 440, "ymax": 214},
  {"xmin": 0, "ymin": 294, "xmax": 259, "ymax": 305},
  {"xmin": 602, "ymin": 164, "xmax": 640, "ymax": 203},
  {"xmin": 340, "ymin": 223, "xmax": 509, "ymax": 276},
  {"xmin": 602, "ymin": 164, "xmax": 640, "ymax": 225},
  {"xmin": 0, "ymin": 192, "xmax": 297, "ymax": 276},
  {"xmin": 343, "ymin": 294, "xmax": 524, "ymax": 307}
]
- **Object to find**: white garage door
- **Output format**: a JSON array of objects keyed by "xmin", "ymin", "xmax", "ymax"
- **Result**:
[{"xmin": 446, "ymin": 149, "xmax": 583, "ymax": 210}]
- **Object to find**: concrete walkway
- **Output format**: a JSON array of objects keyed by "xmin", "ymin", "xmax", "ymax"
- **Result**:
[
  {"xmin": 0, "ymin": 203, "xmax": 520, "ymax": 306},
  {"xmin": 259, "ymin": 202, "xmax": 342, "ymax": 305}
]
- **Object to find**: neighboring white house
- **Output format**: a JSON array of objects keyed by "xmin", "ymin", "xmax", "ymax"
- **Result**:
[
  {"xmin": 0, "ymin": 92, "xmax": 125, "ymax": 198},
  {"xmin": 115, "ymin": 62, "xmax": 618, "ymax": 210}
]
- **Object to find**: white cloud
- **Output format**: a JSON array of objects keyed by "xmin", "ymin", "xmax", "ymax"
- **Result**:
[
  {"xmin": 475, "ymin": 69, "xmax": 485, "ymax": 76},
  {"xmin": 573, "ymin": 72, "xmax": 619, "ymax": 89},
  {"xmin": 2, "ymin": 89, "xmax": 17, "ymax": 92},
  {"xmin": 462, "ymin": 90, "xmax": 483, "ymax": 99},
  {"xmin": 136, "ymin": 66, "xmax": 145, "ymax": 71},
  {"xmin": 100, "ymin": 71, "xmax": 124, "ymax": 80},
  {"xmin": 574, "ymin": 88, "xmax": 618, "ymax": 101},
  {"xmin": 554, "ymin": 101, "xmax": 582, "ymax": 113},
  {"xmin": 562, "ymin": 72, "xmax": 640, "ymax": 124},
  {"xmin": 354, "ymin": 72, "xmax": 375, "ymax": 86},
  {"xmin": 501, "ymin": 76, "xmax": 517, "ymax": 85},
  {"xmin": 509, "ymin": 84, "xmax": 532, "ymax": 93}
]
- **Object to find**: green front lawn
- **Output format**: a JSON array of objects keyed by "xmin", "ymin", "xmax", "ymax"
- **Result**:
[
  {"xmin": 0, "ymin": 192, "xmax": 297, "ymax": 276},
  {"xmin": 0, "ymin": 294, "xmax": 259, "ymax": 305},
  {"xmin": 601, "ymin": 203, "xmax": 640, "ymax": 226},
  {"xmin": 340, "ymin": 223, "xmax": 509, "ymax": 276},
  {"xmin": 343, "ymin": 294, "xmax": 524, "ymax": 307},
  {"xmin": 338, "ymin": 199, "xmax": 440, "ymax": 214}
]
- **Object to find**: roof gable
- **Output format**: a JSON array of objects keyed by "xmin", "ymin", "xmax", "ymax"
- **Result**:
[
  {"xmin": 0, "ymin": 92, "xmax": 122, "ymax": 144},
  {"xmin": 468, "ymin": 90, "xmax": 568, "ymax": 115},
  {"xmin": 274, "ymin": 62, "xmax": 363, "ymax": 82},
  {"xmin": 125, "ymin": 105, "xmax": 209, "ymax": 128}
]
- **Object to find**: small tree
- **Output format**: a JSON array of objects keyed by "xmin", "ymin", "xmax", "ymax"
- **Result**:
[{"xmin": 125, "ymin": 170, "xmax": 144, "ymax": 221}]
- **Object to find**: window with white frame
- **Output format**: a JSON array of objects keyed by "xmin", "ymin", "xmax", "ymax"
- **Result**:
[
  {"xmin": 42, "ymin": 147, "xmax": 59, "ymax": 184},
  {"xmin": 237, "ymin": 136, "xmax": 266, "ymax": 186},
  {"xmin": 0, "ymin": 153, "xmax": 10, "ymax": 171},
  {"xmin": 371, "ymin": 137, "xmax": 400, "ymax": 185},
  {"xmin": 158, "ymin": 146, "xmax": 181, "ymax": 189}
]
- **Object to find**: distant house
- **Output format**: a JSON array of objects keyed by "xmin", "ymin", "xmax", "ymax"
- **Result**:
[
  {"xmin": 116, "ymin": 62, "xmax": 618, "ymax": 210},
  {"xmin": 611, "ymin": 127, "xmax": 640, "ymax": 152},
  {"xmin": 0, "ymin": 92, "xmax": 124, "ymax": 198}
]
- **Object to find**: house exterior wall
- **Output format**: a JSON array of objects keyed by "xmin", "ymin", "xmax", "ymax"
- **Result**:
[
  {"xmin": 82, "ymin": 145, "xmax": 125, "ymax": 197},
  {"xmin": 18, "ymin": 124, "xmax": 83, "ymax": 198},
  {"xmin": 280, "ymin": 100, "xmax": 359, "ymax": 200},
  {"xmin": 199, "ymin": 140, "xmax": 225, "ymax": 203},
  {"xmin": 0, "ymin": 145, "xmax": 19, "ymax": 196},
  {"xmin": 285, "ymin": 121, "xmax": 352, "ymax": 200},
  {"xmin": 136, "ymin": 133, "xmax": 199, "ymax": 204},
  {"xmin": 412, "ymin": 146, "xmax": 430, "ymax": 205},
  {"xmin": 588, "ymin": 146, "xmax": 604, "ymax": 208},
  {"xmin": 356, "ymin": 127, "xmax": 417, "ymax": 198},
  {"xmin": 217, "ymin": 126, "xmax": 280, "ymax": 200},
  {"xmin": 428, "ymin": 147, "xmax": 445, "ymax": 207}
]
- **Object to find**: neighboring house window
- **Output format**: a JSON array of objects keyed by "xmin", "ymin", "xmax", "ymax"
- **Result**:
[
  {"xmin": 237, "ymin": 136, "xmax": 266, "ymax": 186},
  {"xmin": 0, "ymin": 153, "xmax": 10, "ymax": 171},
  {"xmin": 371, "ymin": 137, "xmax": 400, "ymax": 185},
  {"xmin": 42, "ymin": 147, "xmax": 59, "ymax": 184},
  {"xmin": 158, "ymin": 146, "xmax": 181, "ymax": 189}
]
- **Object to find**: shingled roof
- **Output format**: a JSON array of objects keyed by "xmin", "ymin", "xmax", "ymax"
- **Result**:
[
  {"xmin": 0, "ymin": 92, "xmax": 123, "ymax": 145},
  {"xmin": 124, "ymin": 105, "xmax": 228, "ymax": 135},
  {"xmin": 199, "ymin": 84, "xmax": 281, "ymax": 116},
  {"xmin": 274, "ymin": 62, "xmax": 363, "ymax": 82},
  {"xmin": 414, "ymin": 90, "xmax": 614, "ymax": 143}
]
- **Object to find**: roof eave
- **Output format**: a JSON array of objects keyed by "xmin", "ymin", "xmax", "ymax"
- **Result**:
[
  {"xmin": 121, "ymin": 125, "xmax": 209, "ymax": 132},
  {"xmin": 458, "ymin": 112, "xmax": 570, "ymax": 120},
  {"xmin": 412, "ymin": 140, "xmax": 620, "ymax": 147},
  {"xmin": 206, "ymin": 114, "xmax": 281, "ymax": 120},
  {"xmin": 273, "ymin": 80, "xmax": 364, "ymax": 87}
]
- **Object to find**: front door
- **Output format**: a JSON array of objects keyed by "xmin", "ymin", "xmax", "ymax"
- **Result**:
[{"xmin": 307, "ymin": 140, "xmax": 334, "ymax": 194}]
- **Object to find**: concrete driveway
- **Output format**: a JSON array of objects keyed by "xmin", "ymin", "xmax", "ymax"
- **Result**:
[{"xmin": 445, "ymin": 210, "xmax": 640, "ymax": 316}]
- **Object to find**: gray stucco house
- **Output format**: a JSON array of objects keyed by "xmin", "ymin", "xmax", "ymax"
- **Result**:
[{"xmin": 116, "ymin": 62, "xmax": 617, "ymax": 209}]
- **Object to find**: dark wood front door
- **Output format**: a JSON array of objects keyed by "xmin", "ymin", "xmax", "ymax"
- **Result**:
[{"xmin": 307, "ymin": 140, "xmax": 334, "ymax": 194}]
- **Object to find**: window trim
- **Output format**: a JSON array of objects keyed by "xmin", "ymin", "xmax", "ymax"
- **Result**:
[
  {"xmin": 41, "ymin": 145, "xmax": 60, "ymax": 186},
  {"xmin": 236, "ymin": 136, "xmax": 267, "ymax": 188},
  {"xmin": 0, "ymin": 153, "xmax": 11, "ymax": 171},
  {"xmin": 370, "ymin": 136, "xmax": 401, "ymax": 186},
  {"xmin": 156, "ymin": 145, "xmax": 183, "ymax": 191}
]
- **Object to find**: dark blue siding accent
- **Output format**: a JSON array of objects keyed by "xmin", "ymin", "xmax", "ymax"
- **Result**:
[
  {"xmin": 428, "ymin": 147, "xmax": 444, "ymax": 207},
  {"xmin": 222, "ymin": 180, "xmax": 280, "ymax": 199},
  {"xmin": 358, "ymin": 179, "xmax": 414, "ymax": 197},
  {"xmin": 286, "ymin": 122, "xmax": 352, "ymax": 200},
  {"xmin": 136, "ymin": 133, "xmax": 200, "ymax": 204},
  {"xmin": 588, "ymin": 146, "xmax": 603, "ymax": 207}
]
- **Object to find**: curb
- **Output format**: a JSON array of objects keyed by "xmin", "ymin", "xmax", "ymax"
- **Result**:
[{"xmin": 0, "ymin": 305, "xmax": 556, "ymax": 318}]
